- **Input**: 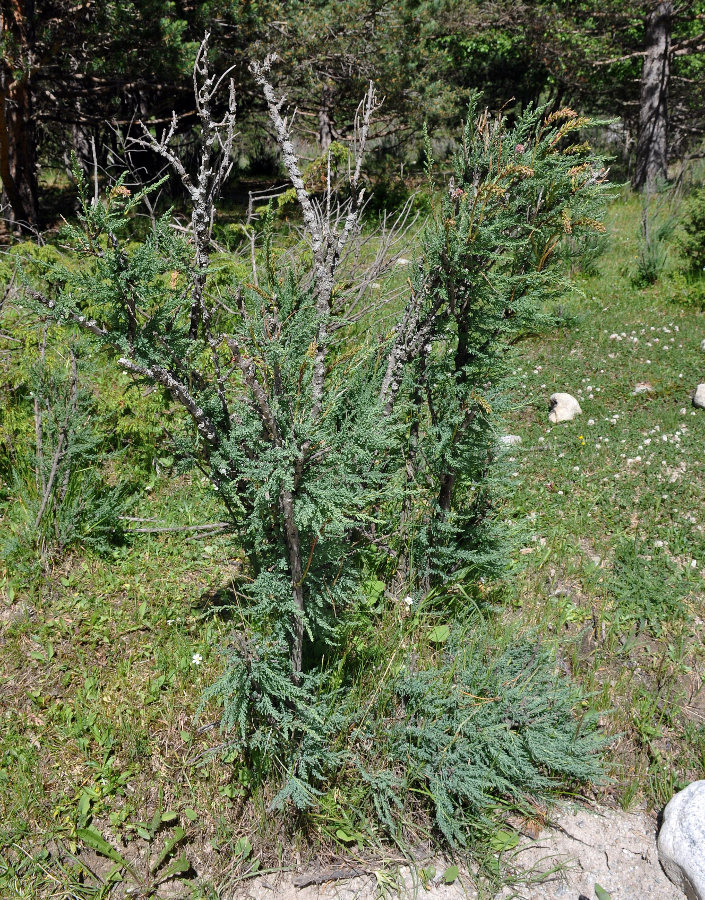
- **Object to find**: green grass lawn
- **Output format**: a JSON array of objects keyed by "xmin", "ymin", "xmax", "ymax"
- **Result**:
[
  {"xmin": 505, "ymin": 190, "xmax": 705, "ymax": 809},
  {"xmin": 1, "ymin": 188, "xmax": 705, "ymax": 897}
]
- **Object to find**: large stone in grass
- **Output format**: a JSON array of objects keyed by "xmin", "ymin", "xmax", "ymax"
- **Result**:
[
  {"xmin": 693, "ymin": 385, "xmax": 705, "ymax": 409},
  {"xmin": 548, "ymin": 392, "xmax": 582, "ymax": 424},
  {"xmin": 658, "ymin": 780, "xmax": 705, "ymax": 900}
]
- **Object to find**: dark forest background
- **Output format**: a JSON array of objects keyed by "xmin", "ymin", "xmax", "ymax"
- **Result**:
[{"xmin": 2, "ymin": 0, "xmax": 705, "ymax": 230}]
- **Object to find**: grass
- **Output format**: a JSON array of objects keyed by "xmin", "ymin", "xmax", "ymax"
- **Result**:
[
  {"xmin": 1, "ymin": 185, "xmax": 705, "ymax": 897},
  {"xmin": 504, "ymin": 188, "xmax": 705, "ymax": 809}
]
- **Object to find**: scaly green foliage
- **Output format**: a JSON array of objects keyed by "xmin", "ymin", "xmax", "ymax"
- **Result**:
[
  {"xmin": 677, "ymin": 184, "xmax": 705, "ymax": 274},
  {"xmin": 381, "ymin": 628, "xmax": 606, "ymax": 847},
  {"xmin": 391, "ymin": 102, "xmax": 610, "ymax": 583},
  {"xmin": 20, "ymin": 71, "xmax": 610, "ymax": 845}
]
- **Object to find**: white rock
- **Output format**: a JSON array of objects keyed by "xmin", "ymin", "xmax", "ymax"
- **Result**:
[
  {"xmin": 500, "ymin": 435, "xmax": 522, "ymax": 446},
  {"xmin": 700, "ymin": 339, "xmax": 705, "ymax": 352},
  {"xmin": 693, "ymin": 385, "xmax": 705, "ymax": 409},
  {"xmin": 658, "ymin": 780, "xmax": 705, "ymax": 900},
  {"xmin": 395, "ymin": 257, "xmax": 411, "ymax": 266},
  {"xmin": 548, "ymin": 393, "xmax": 582, "ymax": 424},
  {"xmin": 633, "ymin": 382, "xmax": 654, "ymax": 395}
]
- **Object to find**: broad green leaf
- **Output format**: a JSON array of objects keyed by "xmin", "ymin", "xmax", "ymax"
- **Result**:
[
  {"xmin": 160, "ymin": 811, "xmax": 179, "ymax": 824},
  {"xmin": 77, "ymin": 792, "xmax": 91, "ymax": 817},
  {"xmin": 233, "ymin": 836, "xmax": 251, "ymax": 859},
  {"xmin": 149, "ymin": 809, "xmax": 162, "ymax": 834},
  {"xmin": 160, "ymin": 854, "xmax": 190, "ymax": 881},
  {"xmin": 595, "ymin": 885, "xmax": 612, "ymax": 900},
  {"xmin": 76, "ymin": 827, "xmax": 139, "ymax": 881},
  {"xmin": 489, "ymin": 829, "xmax": 519, "ymax": 852},
  {"xmin": 150, "ymin": 826, "xmax": 186, "ymax": 873},
  {"xmin": 429, "ymin": 624, "xmax": 450, "ymax": 643},
  {"xmin": 443, "ymin": 865, "xmax": 459, "ymax": 884},
  {"xmin": 335, "ymin": 828, "xmax": 358, "ymax": 843},
  {"xmin": 183, "ymin": 808, "xmax": 198, "ymax": 822}
]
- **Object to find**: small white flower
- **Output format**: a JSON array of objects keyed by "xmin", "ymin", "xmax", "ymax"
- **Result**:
[
  {"xmin": 587, "ymin": 418, "xmax": 595, "ymax": 426},
  {"xmin": 192, "ymin": 653, "xmax": 203, "ymax": 666},
  {"xmin": 402, "ymin": 595, "xmax": 413, "ymax": 608}
]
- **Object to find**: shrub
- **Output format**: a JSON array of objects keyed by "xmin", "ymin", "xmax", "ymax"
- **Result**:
[
  {"xmin": 24, "ymin": 40, "xmax": 609, "ymax": 843},
  {"xmin": 377, "ymin": 625, "xmax": 606, "ymax": 847},
  {"xmin": 677, "ymin": 185, "xmax": 705, "ymax": 275}
]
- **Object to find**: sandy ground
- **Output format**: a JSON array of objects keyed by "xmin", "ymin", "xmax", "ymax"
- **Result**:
[{"xmin": 226, "ymin": 804, "xmax": 684, "ymax": 900}]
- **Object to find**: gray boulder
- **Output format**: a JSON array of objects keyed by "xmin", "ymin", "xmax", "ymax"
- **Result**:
[
  {"xmin": 693, "ymin": 385, "xmax": 705, "ymax": 409},
  {"xmin": 658, "ymin": 780, "xmax": 705, "ymax": 900},
  {"xmin": 548, "ymin": 392, "xmax": 582, "ymax": 424}
]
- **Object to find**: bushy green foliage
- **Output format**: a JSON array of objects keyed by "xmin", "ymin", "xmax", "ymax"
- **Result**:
[
  {"xmin": 674, "ymin": 185, "xmax": 705, "ymax": 304},
  {"xmin": 22, "ymin": 73, "xmax": 609, "ymax": 846},
  {"xmin": 391, "ymin": 104, "xmax": 610, "ymax": 583},
  {"xmin": 202, "ymin": 612, "xmax": 607, "ymax": 849},
  {"xmin": 633, "ymin": 221, "xmax": 675, "ymax": 287},
  {"xmin": 380, "ymin": 627, "xmax": 606, "ymax": 847},
  {"xmin": 0, "ymin": 342, "xmax": 128, "ymax": 575},
  {"xmin": 678, "ymin": 185, "xmax": 705, "ymax": 273}
]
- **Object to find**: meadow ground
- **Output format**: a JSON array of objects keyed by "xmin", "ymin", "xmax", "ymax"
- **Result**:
[{"xmin": 1, "ymin": 188, "xmax": 704, "ymax": 898}]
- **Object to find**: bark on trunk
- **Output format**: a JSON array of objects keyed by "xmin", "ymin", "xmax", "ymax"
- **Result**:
[
  {"xmin": 0, "ymin": 74, "xmax": 38, "ymax": 226},
  {"xmin": 318, "ymin": 86, "xmax": 336, "ymax": 152},
  {"xmin": 634, "ymin": 0, "xmax": 672, "ymax": 191},
  {"xmin": 0, "ymin": 0, "xmax": 38, "ymax": 227}
]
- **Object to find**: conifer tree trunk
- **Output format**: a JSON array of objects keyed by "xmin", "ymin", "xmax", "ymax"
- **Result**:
[
  {"xmin": 318, "ymin": 86, "xmax": 336, "ymax": 152},
  {"xmin": 634, "ymin": 0, "xmax": 672, "ymax": 190},
  {"xmin": 0, "ymin": 0, "xmax": 38, "ymax": 227}
]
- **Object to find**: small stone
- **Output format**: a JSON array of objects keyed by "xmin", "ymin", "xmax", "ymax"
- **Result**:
[
  {"xmin": 548, "ymin": 392, "xmax": 582, "ymax": 424},
  {"xmin": 395, "ymin": 257, "xmax": 411, "ymax": 266},
  {"xmin": 500, "ymin": 434, "xmax": 522, "ymax": 446},
  {"xmin": 633, "ymin": 382, "xmax": 654, "ymax": 395},
  {"xmin": 700, "ymin": 339, "xmax": 705, "ymax": 352},
  {"xmin": 658, "ymin": 780, "xmax": 705, "ymax": 900},
  {"xmin": 693, "ymin": 384, "xmax": 705, "ymax": 409}
]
